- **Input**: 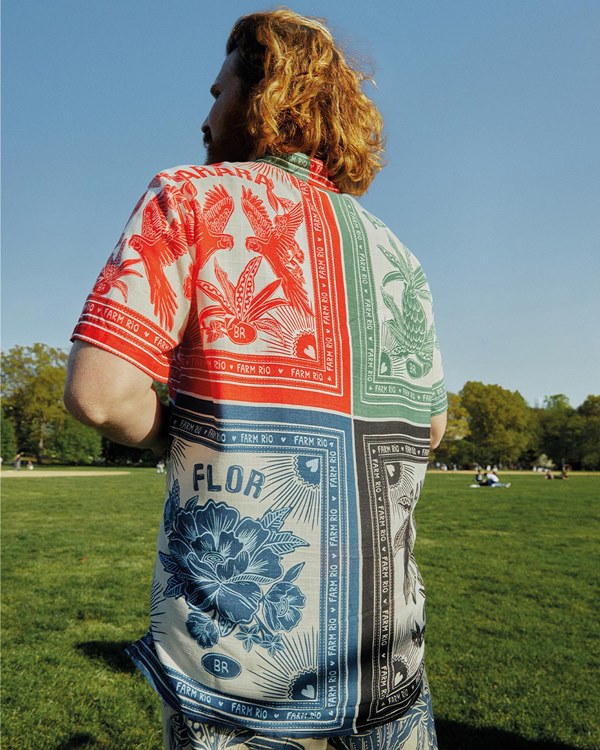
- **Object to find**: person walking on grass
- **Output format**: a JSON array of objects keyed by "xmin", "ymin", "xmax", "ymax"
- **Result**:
[{"xmin": 65, "ymin": 9, "xmax": 447, "ymax": 749}]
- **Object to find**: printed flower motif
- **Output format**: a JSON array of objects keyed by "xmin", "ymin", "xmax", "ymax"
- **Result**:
[
  {"xmin": 186, "ymin": 611, "xmax": 219, "ymax": 648},
  {"xmin": 167, "ymin": 500, "xmax": 282, "ymax": 623},
  {"xmin": 159, "ymin": 487, "xmax": 309, "ymax": 654},
  {"xmin": 261, "ymin": 633, "xmax": 285, "ymax": 657},
  {"xmin": 235, "ymin": 624, "xmax": 263, "ymax": 652},
  {"xmin": 263, "ymin": 581, "xmax": 306, "ymax": 632}
]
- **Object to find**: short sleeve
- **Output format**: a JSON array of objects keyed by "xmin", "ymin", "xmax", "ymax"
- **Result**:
[
  {"xmin": 420, "ymin": 266, "xmax": 448, "ymax": 417},
  {"xmin": 71, "ymin": 172, "xmax": 195, "ymax": 382},
  {"xmin": 429, "ymin": 341, "xmax": 447, "ymax": 417},
  {"xmin": 424, "ymin": 280, "xmax": 447, "ymax": 417},
  {"xmin": 405, "ymin": 250, "xmax": 447, "ymax": 418}
]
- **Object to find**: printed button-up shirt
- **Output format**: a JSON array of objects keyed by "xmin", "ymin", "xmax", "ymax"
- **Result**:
[{"xmin": 73, "ymin": 152, "xmax": 446, "ymax": 737}]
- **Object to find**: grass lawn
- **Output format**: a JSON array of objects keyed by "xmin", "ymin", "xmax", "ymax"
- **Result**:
[{"xmin": 1, "ymin": 470, "xmax": 598, "ymax": 749}]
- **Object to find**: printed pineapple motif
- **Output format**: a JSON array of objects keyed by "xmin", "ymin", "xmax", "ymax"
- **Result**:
[
  {"xmin": 378, "ymin": 236, "xmax": 436, "ymax": 379},
  {"xmin": 197, "ymin": 256, "xmax": 288, "ymax": 345}
]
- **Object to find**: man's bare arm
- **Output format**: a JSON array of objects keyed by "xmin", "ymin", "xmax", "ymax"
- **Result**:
[
  {"xmin": 64, "ymin": 341, "xmax": 169, "ymax": 456},
  {"xmin": 430, "ymin": 411, "xmax": 447, "ymax": 450}
]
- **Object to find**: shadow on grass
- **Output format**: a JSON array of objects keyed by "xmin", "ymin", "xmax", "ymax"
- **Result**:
[
  {"xmin": 436, "ymin": 719, "xmax": 581, "ymax": 750},
  {"xmin": 53, "ymin": 733, "xmax": 96, "ymax": 749},
  {"xmin": 52, "ymin": 720, "xmax": 585, "ymax": 750},
  {"xmin": 76, "ymin": 640, "xmax": 135, "ymax": 673}
]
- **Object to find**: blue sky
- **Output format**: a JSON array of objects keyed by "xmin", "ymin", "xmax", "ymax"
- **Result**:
[{"xmin": 3, "ymin": 0, "xmax": 599, "ymax": 407}]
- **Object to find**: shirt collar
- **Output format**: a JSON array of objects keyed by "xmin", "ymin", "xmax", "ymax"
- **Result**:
[{"xmin": 256, "ymin": 152, "xmax": 339, "ymax": 193}]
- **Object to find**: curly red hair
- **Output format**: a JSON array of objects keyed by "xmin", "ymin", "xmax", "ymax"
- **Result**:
[{"xmin": 226, "ymin": 8, "xmax": 385, "ymax": 196}]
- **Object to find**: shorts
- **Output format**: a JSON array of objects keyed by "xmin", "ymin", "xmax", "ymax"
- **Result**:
[{"xmin": 161, "ymin": 674, "xmax": 437, "ymax": 750}]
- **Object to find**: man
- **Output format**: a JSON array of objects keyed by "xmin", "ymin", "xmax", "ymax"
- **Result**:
[{"xmin": 65, "ymin": 9, "xmax": 447, "ymax": 750}]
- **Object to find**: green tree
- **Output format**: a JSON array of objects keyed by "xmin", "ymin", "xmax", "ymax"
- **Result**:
[
  {"xmin": 578, "ymin": 395, "xmax": 600, "ymax": 418},
  {"xmin": 433, "ymin": 392, "xmax": 470, "ymax": 466},
  {"xmin": 1, "ymin": 343, "xmax": 101, "ymax": 464},
  {"xmin": 460, "ymin": 381, "xmax": 534, "ymax": 466},
  {"xmin": 2, "ymin": 344, "xmax": 68, "ymax": 458},
  {"xmin": 577, "ymin": 395, "xmax": 600, "ymax": 470},
  {"xmin": 1, "ymin": 409, "xmax": 17, "ymax": 463},
  {"xmin": 543, "ymin": 394, "xmax": 571, "ymax": 411},
  {"xmin": 536, "ymin": 394, "xmax": 583, "ymax": 469},
  {"xmin": 50, "ymin": 414, "xmax": 103, "ymax": 465}
]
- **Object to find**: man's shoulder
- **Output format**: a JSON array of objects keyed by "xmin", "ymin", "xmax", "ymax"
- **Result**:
[
  {"xmin": 149, "ymin": 161, "xmax": 262, "ymax": 188},
  {"xmin": 343, "ymin": 202, "xmax": 425, "ymax": 268}
]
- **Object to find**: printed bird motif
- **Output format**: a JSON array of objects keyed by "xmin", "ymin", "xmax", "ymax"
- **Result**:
[
  {"xmin": 155, "ymin": 181, "xmax": 234, "ymax": 267},
  {"xmin": 192, "ymin": 184, "xmax": 235, "ymax": 268},
  {"xmin": 128, "ymin": 197, "xmax": 187, "ymax": 331},
  {"xmin": 392, "ymin": 480, "xmax": 423, "ymax": 605},
  {"xmin": 156, "ymin": 183, "xmax": 198, "ymax": 248},
  {"xmin": 93, "ymin": 238, "xmax": 142, "ymax": 302},
  {"xmin": 241, "ymin": 186, "xmax": 313, "ymax": 316}
]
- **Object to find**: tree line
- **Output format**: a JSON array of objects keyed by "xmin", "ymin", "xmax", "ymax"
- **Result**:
[
  {"xmin": 433, "ymin": 384, "xmax": 600, "ymax": 470},
  {"xmin": 1, "ymin": 343, "xmax": 166, "ymax": 466},
  {"xmin": 1, "ymin": 344, "xmax": 599, "ymax": 469}
]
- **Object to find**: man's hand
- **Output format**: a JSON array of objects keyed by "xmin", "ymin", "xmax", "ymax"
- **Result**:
[{"xmin": 64, "ymin": 341, "xmax": 169, "ymax": 456}]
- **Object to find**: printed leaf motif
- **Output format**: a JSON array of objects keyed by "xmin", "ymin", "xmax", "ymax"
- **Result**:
[
  {"xmin": 381, "ymin": 270, "xmax": 405, "ymax": 287},
  {"xmin": 159, "ymin": 551, "xmax": 180, "ymax": 574},
  {"xmin": 260, "ymin": 507, "xmax": 292, "ymax": 532},
  {"xmin": 163, "ymin": 480, "xmax": 180, "ymax": 535},
  {"xmin": 234, "ymin": 572, "xmax": 285, "ymax": 585},
  {"xmin": 184, "ymin": 495, "xmax": 199, "ymax": 512},
  {"xmin": 197, "ymin": 279, "xmax": 229, "ymax": 308},
  {"xmin": 267, "ymin": 531, "xmax": 310, "ymax": 556},
  {"xmin": 164, "ymin": 578, "xmax": 186, "ymax": 599},
  {"xmin": 283, "ymin": 562, "xmax": 305, "ymax": 583},
  {"xmin": 93, "ymin": 239, "xmax": 142, "ymax": 301},
  {"xmin": 260, "ymin": 634, "xmax": 285, "ymax": 656},
  {"xmin": 254, "ymin": 317, "xmax": 286, "ymax": 345}
]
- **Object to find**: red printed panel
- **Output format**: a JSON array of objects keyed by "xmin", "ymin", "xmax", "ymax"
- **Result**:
[{"xmin": 175, "ymin": 182, "xmax": 351, "ymax": 413}]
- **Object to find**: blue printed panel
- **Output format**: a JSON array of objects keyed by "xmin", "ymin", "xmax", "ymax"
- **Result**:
[{"xmin": 130, "ymin": 395, "xmax": 360, "ymax": 736}]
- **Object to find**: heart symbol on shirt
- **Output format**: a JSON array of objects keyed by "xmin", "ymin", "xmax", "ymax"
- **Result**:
[
  {"xmin": 301, "ymin": 685, "xmax": 316, "ymax": 699},
  {"xmin": 303, "ymin": 345, "xmax": 316, "ymax": 359},
  {"xmin": 306, "ymin": 458, "xmax": 319, "ymax": 472}
]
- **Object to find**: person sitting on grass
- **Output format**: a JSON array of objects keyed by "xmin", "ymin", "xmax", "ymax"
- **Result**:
[{"xmin": 471, "ymin": 470, "xmax": 511, "ymax": 488}]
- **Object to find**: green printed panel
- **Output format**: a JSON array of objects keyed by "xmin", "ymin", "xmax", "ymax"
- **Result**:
[{"xmin": 332, "ymin": 195, "xmax": 435, "ymax": 425}]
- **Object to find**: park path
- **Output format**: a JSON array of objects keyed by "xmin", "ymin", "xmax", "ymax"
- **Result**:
[{"xmin": 2, "ymin": 470, "xmax": 132, "ymax": 478}]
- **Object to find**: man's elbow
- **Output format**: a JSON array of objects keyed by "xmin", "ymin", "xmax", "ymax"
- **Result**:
[
  {"xmin": 63, "ymin": 383, "xmax": 111, "ymax": 430},
  {"xmin": 430, "ymin": 411, "xmax": 448, "ymax": 450},
  {"xmin": 64, "ymin": 340, "xmax": 145, "ymax": 430}
]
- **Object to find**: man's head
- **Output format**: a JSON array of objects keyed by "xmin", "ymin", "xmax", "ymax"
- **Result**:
[
  {"xmin": 203, "ymin": 8, "xmax": 384, "ymax": 196},
  {"xmin": 202, "ymin": 49, "xmax": 257, "ymax": 166}
]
